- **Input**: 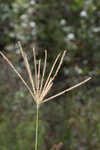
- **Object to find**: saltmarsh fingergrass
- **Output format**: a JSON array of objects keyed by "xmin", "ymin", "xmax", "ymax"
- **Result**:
[{"xmin": 0, "ymin": 42, "xmax": 91, "ymax": 150}]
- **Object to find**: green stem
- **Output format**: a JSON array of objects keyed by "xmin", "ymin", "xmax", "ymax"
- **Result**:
[{"xmin": 35, "ymin": 104, "xmax": 39, "ymax": 150}]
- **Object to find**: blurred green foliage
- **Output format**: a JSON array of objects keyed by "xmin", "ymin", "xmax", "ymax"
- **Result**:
[{"xmin": 0, "ymin": 0, "xmax": 100, "ymax": 150}]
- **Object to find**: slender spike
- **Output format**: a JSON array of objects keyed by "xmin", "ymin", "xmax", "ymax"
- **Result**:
[
  {"xmin": 42, "ymin": 53, "xmax": 61, "ymax": 93},
  {"xmin": 52, "ymin": 51, "xmax": 66, "ymax": 80},
  {"xmin": 40, "ymin": 78, "xmax": 53, "ymax": 100},
  {"xmin": 33, "ymin": 48, "xmax": 38, "ymax": 91},
  {"xmin": 40, "ymin": 50, "xmax": 47, "ymax": 92},
  {"xmin": 0, "ymin": 51, "xmax": 35, "ymax": 101},
  {"xmin": 40, "ymin": 82, "xmax": 53, "ymax": 103},
  {"xmin": 42, "ymin": 51, "xmax": 66, "ymax": 93},
  {"xmin": 18, "ymin": 41, "xmax": 36, "ymax": 94},
  {"xmin": 37, "ymin": 59, "xmax": 41, "ymax": 93},
  {"xmin": 42, "ymin": 77, "xmax": 91, "ymax": 103}
]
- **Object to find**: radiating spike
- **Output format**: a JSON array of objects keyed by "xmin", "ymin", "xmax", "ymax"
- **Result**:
[
  {"xmin": 40, "ymin": 82, "xmax": 53, "ymax": 103},
  {"xmin": 37, "ymin": 59, "xmax": 41, "ymax": 93},
  {"xmin": 0, "ymin": 51, "xmax": 35, "ymax": 101},
  {"xmin": 42, "ymin": 77, "xmax": 91, "ymax": 103},
  {"xmin": 33, "ymin": 48, "xmax": 38, "ymax": 91},
  {"xmin": 52, "ymin": 50, "xmax": 66, "ymax": 80},
  {"xmin": 40, "ymin": 50, "xmax": 47, "ymax": 92},
  {"xmin": 42, "ymin": 52, "xmax": 61, "ymax": 94},
  {"xmin": 18, "ymin": 41, "xmax": 36, "ymax": 94},
  {"xmin": 40, "ymin": 77, "xmax": 53, "ymax": 99}
]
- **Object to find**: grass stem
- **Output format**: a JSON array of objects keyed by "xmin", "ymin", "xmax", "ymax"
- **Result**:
[{"xmin": 35, "ymin": 104, "xmax": 39, "ymax": 150}]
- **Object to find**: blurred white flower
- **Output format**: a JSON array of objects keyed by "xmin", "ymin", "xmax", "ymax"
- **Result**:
[
  {"xmin": 30, "ymin": 22, "xmax": 36, "ymax": 28},
  {"xmin": 93, "ymin": 27, "xmax": 100, "ymax": 32},
  {"xmin": 67, "ymin": 33, "xmax": 75, "ymax": 40},
  {"xmin": 60, "ymin": 19, "xmax": 66, "ymax": 25},
  {"xmin": 30, "ymin": 0, "xmax": 35, "ymax": 5},
  {"xmin": 20, "ymin": 14, "xmax": 27, "ymax": 20},
  {"xmin": 80, "ymin": 11, "xmax": 87, "ymax": 17}
]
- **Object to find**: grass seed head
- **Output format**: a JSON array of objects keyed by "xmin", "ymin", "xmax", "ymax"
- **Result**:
[{"xmin": 0, "ymin": 42, "xmax": 91, "ymax": 105}]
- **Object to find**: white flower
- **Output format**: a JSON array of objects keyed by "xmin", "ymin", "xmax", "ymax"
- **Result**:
[
  {"xmin": 30, "ymin": 22, "xmax": 36, "ymax": 28},
  {"xmin": 80, "ymin": 11, "xmax": 87, "ymax": 17},
  {"xmin": 67, "ymin": 33, "xmax": 75, "ymax": 40}
]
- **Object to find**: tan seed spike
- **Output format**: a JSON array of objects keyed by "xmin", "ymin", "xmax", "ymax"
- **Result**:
[
  {"xmin": 47, "ymin": 51, "xmax": 66, "ymax": 87},
  {"xmin": 0, "ymin": 51, "xmax": 35, "ymax": 101},
  {"xmin": 40, "ymin": 50, "xmax": 47, "ymax": 93},
  {"xmin": 40, "ymin": 78, "xmax": 53, "ymax": 100},
  {"xmin": 42, "ymin": 77, "xmax": 91, "ymax": 103},
  {"xmin": 18, "ymin": 42, "xmax": 36, "ymax": 94},
  {"xmin": 37, "ymin": 59, "xmax": 41, "ymax": 94},
  {"xmin": 40, "ymin": 82, "xmax": 53, "ymax": 103},
  {"xmin": 41, "ymin": 52, "xmax": 61, "ymax": 95},
  {"xmin": 52, "ymin": 50, "xmax": 66, "ymax": 80},
  {"xmin": 33, "ymin": 48, "xmax": 38, "ymax": 91}
]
